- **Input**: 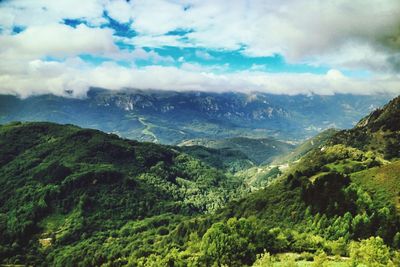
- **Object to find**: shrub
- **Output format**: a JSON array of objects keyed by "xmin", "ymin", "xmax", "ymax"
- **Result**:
[
  {"xmin": 349, "ymin": 237, "xmax": 391, "ymax": 266},
  {"xmin": 252, "ymin": 251, "xmax": 274, "ymax": 267}
]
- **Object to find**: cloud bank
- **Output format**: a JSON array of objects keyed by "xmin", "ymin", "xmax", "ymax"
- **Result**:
[
  {"xmin": 0, "ymin": 0, "xmax": 400, "ymax": 97},
  {"xmin": 1, "ymin": 60, "xmax": 398, "ymax": 98}
]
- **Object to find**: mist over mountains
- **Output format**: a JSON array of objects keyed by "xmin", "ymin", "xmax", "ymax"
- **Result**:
[
  {"xmin": 0, "ymin": 88, "xmax": 392, "ymax": 144},
  {"xmin": 2, "ymin": 0, "xmax": 400, "ymax": 265}
]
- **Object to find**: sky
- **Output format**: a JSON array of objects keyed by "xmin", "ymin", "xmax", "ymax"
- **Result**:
[{"xmin": 0, "ymin": 0, "xmax": 400, "ymax": 97}]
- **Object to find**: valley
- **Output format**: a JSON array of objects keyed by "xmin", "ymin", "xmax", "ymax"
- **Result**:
[
  {"xmin": 0, "ymin": 89, "xmax": 392, "ymax": 144},
  {"xmin": 2, "ymin": 1, "xmax": 400, "ymax": 266},
  {"xmin": 1, "ymin": 95, "xmax": 400, "ymax": 266}
]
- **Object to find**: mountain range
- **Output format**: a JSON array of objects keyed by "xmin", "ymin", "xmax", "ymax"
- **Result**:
[
  {"xmin": 1, "ymin": 93, "xmax": 400, "ymax": 266},
  {"xmin": 0, "ymin": 88, "xmax": 392, "ymax": 144}
]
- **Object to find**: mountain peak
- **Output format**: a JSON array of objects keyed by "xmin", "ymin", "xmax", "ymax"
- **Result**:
[
  {"xmin": 329, "ymin": 95, "xmax": 400, "ymax": 160},
  {"xmin": 356, "ymin": 95, "xmax": 400, "ymax": 131}
]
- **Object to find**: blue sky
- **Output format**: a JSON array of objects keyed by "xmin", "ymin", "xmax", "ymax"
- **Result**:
[
  {"xmin": 61, "ymin": 14, "xmax": 332, "ymax": 74},
  {"xmin": 0, "ymin": 0, "xmax": 399, "ymax": 97}
]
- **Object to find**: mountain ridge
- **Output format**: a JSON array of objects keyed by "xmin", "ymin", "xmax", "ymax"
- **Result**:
[
  {"xmin": 1, "ymin": 95, "xmax": 400, "ymax": 266},
  {"xmin": 329, "ymin": 95, "xmax": 400, "ymax": 160},
  {"xmin": 0, "ymin": 88, "xmax": 392, "ymax": 144}
]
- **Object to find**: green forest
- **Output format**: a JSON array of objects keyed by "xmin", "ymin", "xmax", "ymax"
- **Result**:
[{"xmin": 1, "ymin": 96, "xmax": 400, "ymax": 266}]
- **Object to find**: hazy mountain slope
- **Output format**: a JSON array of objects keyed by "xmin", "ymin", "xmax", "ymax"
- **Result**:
[
  {"xmin": 179, "ymin": 137, "xmax": 295, "ymax": 165},
  {"xmin": 272, "ymin": 128, "xmax": 338, "ymax": 164},
  {"xmin": 0, "ymin": 93, "xmax": 147, "ymax": 140},
  {"xmin": 0, "ymin": 89, "xmax": 391, "ymax": 144},
  {"xmin": 329, "ymin": 95, "xmax": 400, "ymax": 160}
]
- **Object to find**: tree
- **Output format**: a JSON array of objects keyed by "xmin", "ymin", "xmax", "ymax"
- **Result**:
[
  {"xmin": 393, "ymin": 232, "xmax": 400, "ymax": 249},
  {"xmin": 313, "ymin": 251, "xmax": 328, "ymax": 267},
  {"xmin": 201, "ymin": 221, "xmax": 250, "ymax": 266},
  {"xmin": 351, "ymin": 214, "xmax": 371, "ymax": 239},
  {"xmin": 349, "ymin": 237, "xmax": 391, "ymax": 267},
  {"xmin": 252, "ymin": 251, "xmax": 274, "ymax": 267},
  {"xmin": 200, "ymin": 217, "xmax": 271, "ymax": 266}
]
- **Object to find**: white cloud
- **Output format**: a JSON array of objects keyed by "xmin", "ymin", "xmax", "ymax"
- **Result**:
[
  {"xmin": 0, "ymin": 24, "xmax": 117, "ymax": 59},
  {"xmin": 0, "ymin": 0, "xmax": 106, "ymax": 31},
  {"xmin": 129, "ymin": 0, "xmax": 189, "ymax": 35},
  {"xmin": 126, "ymin": 34, "xmax": 192, "ymax": 49},
  {"xmin": 130, "ymin": 48, "xmax": 175, "ymax": 63},
  {"xmin": 0, "ymin": 23, "xmax": 119, "ymax": 82},
  {"xmin": 2, "ymin": 1, "xmax": 400, "ymax": 69},
  {"xmin": 105, "ymin": 0, "xmax": 132, "ymax": 23},
  {"xmin": 1, "ymin": 59, "xmax": 399, "ymax": 98},
  {"xmin": 1, "ymin": 0, "xmax": 400, "ymax": 97},
  {"xmin": 195, "ymin": 50, "xmax": 215, "ymax": 60},
  {"xmin": 306, "ymin": 42, "xmax": 398, "ymax": 72},
  {"xmin": 0, "ymin": 22, "xmax": 175, "ymax": 79},
  {"xmin": 115, "ymin": 0, "xmax": 400, "ymax": 71}
]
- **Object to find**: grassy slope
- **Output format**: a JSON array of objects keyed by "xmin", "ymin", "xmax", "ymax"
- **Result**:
[{"xmin": 351, "ymin": 160, "xmax": 400, "ymax": 211}]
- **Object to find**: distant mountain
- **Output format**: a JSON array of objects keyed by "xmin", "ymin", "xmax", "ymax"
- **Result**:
[
  {"xmin": 329, "ymin": 95, "xmax": 400, "ymax": 159},
  {"xmin": 2, "ymin": 94, "xmax": 400, "ymax": 266},
  {"xmin": 0, "ymin": 88, "xmax": 392, "ymax": 144},
  {"xmin": 273, "ymin": 128, "xmax": 338, "ymax": 164},
  {"xmin": 179, "ymin": 136, "xmax": 295, "ymax": 165}
]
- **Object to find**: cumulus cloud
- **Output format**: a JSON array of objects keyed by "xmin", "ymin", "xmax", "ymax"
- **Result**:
[
  {"xmin": 195, "ymin": 50, "xmax": 216, "ymax": 60},
  {"xmin": 122, "ymin": 0, "xmax": 400, "ymax": 71},
  {"xmin": 0, "ymin": 0, "xmax": 400, "ymax": 97},
  {"xmin": 0, "ymin": 0, "xmax": 106, "ymax": 31},
  {"xmin": 0, "ymin": 24, "xmax": 117, "ymax": 59},
  {"xmin": 4, "ymin": 0, "xmax": 400, "ymax": 69},
  {"xmin": 1, "ymin": 59, "xmax": 399, "ymax": 98}
]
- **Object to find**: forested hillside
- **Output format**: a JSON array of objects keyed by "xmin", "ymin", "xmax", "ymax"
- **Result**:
[
  {"xmin": 179, "ymin": 137, "xmax": 295, "ymax": 165},
  {"xmin": 176, "ymin": 145, "xmax": 255, "ymax": 173},
  {"xmin": 2, "ymin": 0, "xmax": 400, "ymax": 265},
  {"xmin": 0, "ymin": 122, "xmax": 244, "ymax": 264},
  {"xmin": 1, "ymin": 96, "xmax": 400, "ymax": 266},
  {"xmin": 273, "ymin": 128, "xmax": 338, "ymax": 164},
  {"xmin": 218, "ymin": 96, "xmax": 400, "ymax": 265}
]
